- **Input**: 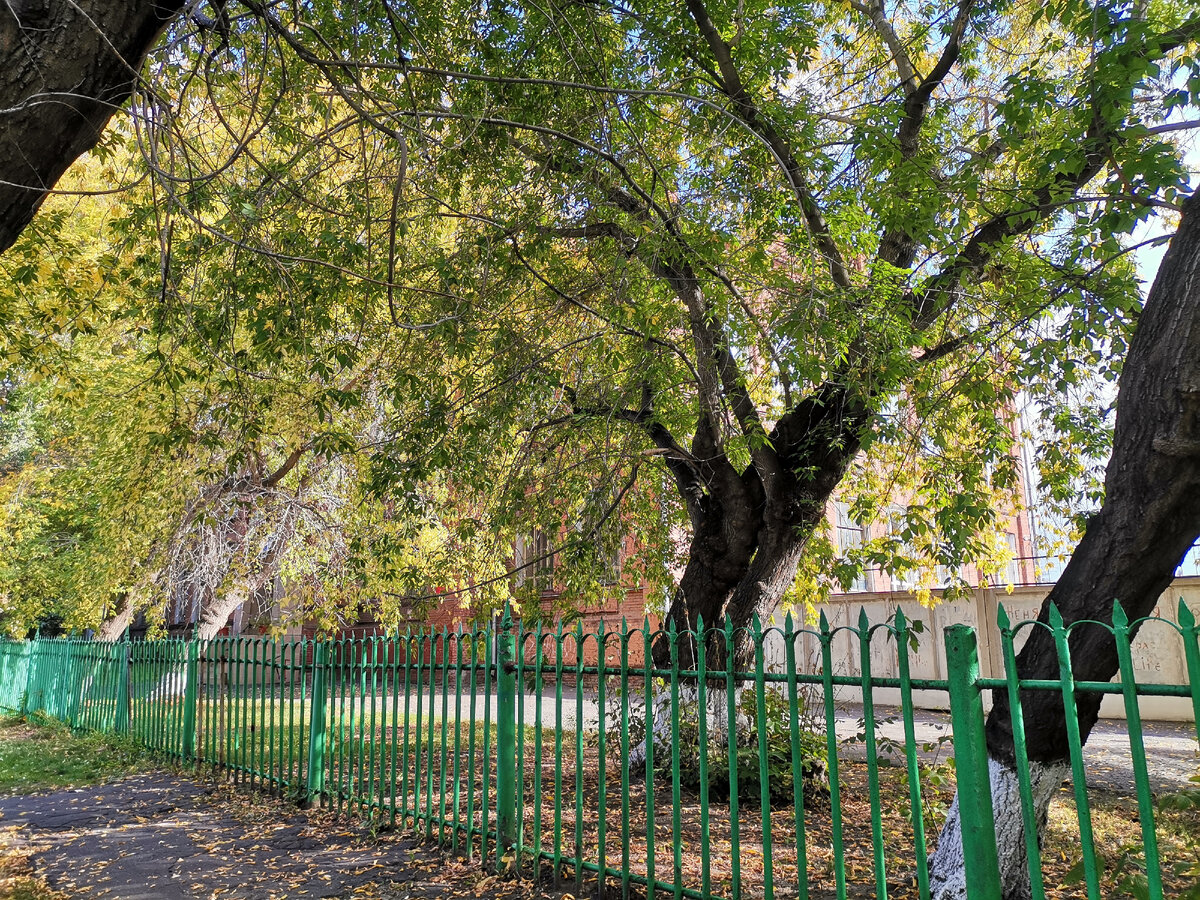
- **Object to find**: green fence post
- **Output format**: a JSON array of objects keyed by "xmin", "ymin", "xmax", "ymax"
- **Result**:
[
  {"xmin": 19, "ymin": 640, "xmax": 35, "ymax": 716},
  {"xmin": 944, "ymin": 625, "xmax": 1001, "ymax": 900},
  {"xmin": 496, "ymin": 606, "xmax": 518, "ymax": 870},
  {"xmin": 115, "ymin": 634, "xmax": 131, "ymax": 735},
  {"xmin": 182, "ymin": 638, "xmax": 200, "ymax": 762},
  {"xmin": 1112, "ymin": 604, "xmax": 1164, "ymax": 900},
  {"xmin": 306, "ymin": 641, "xmax": 329, "ymax": 806},
  {"xmin": 1179, "ymin": 599, "xmax": 1200, "ymax": 744}
]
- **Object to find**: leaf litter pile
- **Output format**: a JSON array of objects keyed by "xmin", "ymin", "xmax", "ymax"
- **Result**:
[
  {"xmin": 319, "ymin": 726, "xmax": 1200, "ymax": 900},
  {"xmin": 0, "ymin": 717, "xmax": 1196, "ymax": 899}
]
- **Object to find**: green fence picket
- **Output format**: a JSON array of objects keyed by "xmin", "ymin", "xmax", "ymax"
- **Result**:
[
  {"xmin": 1112, "ymin": 604, "xmax": 1164, "ymax": 900},
  {"xmin": 497, "ymin": 610, "xmax": 518, "ymax": 863},
  {"xmin": 944, "ymin": 625, "xmax": 1001, "ymax": 900},
  {"xmin": 574, "ymin": 620, "xmax": 586, "ymax": 892},
  {"xmin": 619, "ymin": 619, "xmax": 632, "ymax": 900},
  {"xmin": 858, "ymin": 609, "xmax": 886, "ymax": 900},
  {"xmin": 597, "ymin": 620, "xmax": 608, "ymax": 900},
  {"xmin": 783, "ymin": 614, "xmax": 807, "ymax": 900},
  {"xmin": 647, "ymin": 617, "xmax": 658, "ymax": 899},
  {"xmin": 819, "ymin": 612, "xmax": 846, "ymax": 900},
  {"xmin": 306, "ymin": 641, "xmax": 328, "ymax": 805},
  {"xmin": 3, "ymin": 607, "xmax": 1196, "ymax": 900},
  {"xmin": 532, "ymin": 622, "xmax": 545, "ymax": 881},
  {"xmin": 996, "ymin": 605, "xmax": 1046, "ymax": 900},
  {"xmin": 893, "ymin": 608, "xmax": 929, "ymax": 900},
  {"xmin": 670, "ymin": 619, "xmax": 684, "ymax": 900},
  {"xmin": 1180, "ymin": 599, "xmax": 1200, "ymax": 744},
  {"xmin": 752, "ymin": 615, "xmax": 774, "ymax": 900},
  {"xmin": 1049, "ymin": 605, "xmax": 1100, "ymax": 900}
]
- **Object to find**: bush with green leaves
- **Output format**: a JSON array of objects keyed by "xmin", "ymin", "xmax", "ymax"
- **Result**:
[{"xmin": 654, "ymin": 685, "xmax": 829, "ymax": 809}]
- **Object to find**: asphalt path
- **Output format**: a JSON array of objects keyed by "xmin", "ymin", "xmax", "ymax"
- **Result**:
[{"xmin": 400, "ymin": 689, "xmax": 1198, "ymax": 794}]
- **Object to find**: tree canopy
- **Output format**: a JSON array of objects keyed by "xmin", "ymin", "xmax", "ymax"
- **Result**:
[{"xmin": 0, "ymin": 0, "xmax": 1198, "ymax": 645}]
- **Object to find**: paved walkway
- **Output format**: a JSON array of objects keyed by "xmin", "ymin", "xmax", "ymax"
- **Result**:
[
  {"xmin": 835, "ymin": 705, "xmax": 1198, "ymax": 793},
  {"xmin": 0, "ymin": 774, "xmax": 485, "ymax": 899},
  {"xmin": 420, "ymin": 689, "xmax": 1197, "ymax": 793},
  {"xmin": 0, "ymin": 711, "xmax": 1192, "ymax": 899}
]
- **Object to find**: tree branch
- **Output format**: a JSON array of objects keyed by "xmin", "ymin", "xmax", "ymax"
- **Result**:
[
  {"xmin": 877, "ymin": 0, "xmax": 977, "ymax": 270},
  {"xmin": 682, "ymin": 0, "xmax": 852, "ymax": 290},
  {"xmin": 910, "ymin": 16, "xmax": 1200, "ymax": 329}
]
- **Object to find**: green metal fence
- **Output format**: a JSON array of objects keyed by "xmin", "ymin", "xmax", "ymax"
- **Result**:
[{"xmin": 2, "ymin": 601, "xmax": 1198, "ymax": 900}]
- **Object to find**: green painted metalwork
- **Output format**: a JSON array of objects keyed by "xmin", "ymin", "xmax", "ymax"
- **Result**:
[
  {"xmin": 574, "ymin": 620, "xmax": 586, "ymax": 893},
  {"xmin": 306, "ymin": 641, "xmax": 328, "ymax": 805},
  {"xmin": 619, "ymin": 619, "xmax": 632, "ymax": 900},
  {"xmin": 532, "ymin": 622, "xmax": 545, "ymax": 880},
  {"xmin": 645, "ymin": 617, "xmax": 657, "ymax": 898},
  {"xmin": 783, "ymin": 614, "xmax": 807, "ymax": 900},
  {"xmin": 553, "ymin": 619, "xmax": 565, "ymax": 884},
  {"xmin": 2, "ymin": 603, "xmax": 1195, "ymax": 900},
  {"xmin": 514, "ymin": 621, "xmax": 526, "ymax": 862},
  {"xmin": 182, "ymin": 638, "xmax": 199, "ymax": 762},
  {"xmin": 752, "ymin": 615, "xmax": 774, "ymax": 900},
  {"xmin": 943, "ymin": 625, "xmax": 1001, "ymax": 900},
  {"xmin": 115, "ymin": 637, "xmax": 130, "ymax": 735},
  {"xmin": 1111, "ymin": 604, "xmax": 1164, "ymax": 900},
  {"xmin": 723, "ymin": 615, "xmax": 740, "ymax": 900},
  {"xmin": 596, "ymin": 620, "xmax": 608, "ymax": 900},
  {"xmin": 1049, "ymin": 605, "xmax": 1100, "ymax": 900},
  {"xmin": 995, "ymin": 604, "xmax": 1046, "ymax": 900},
  {"xmin": 497, "ymin": 609, "xmax": 518, "ymax": 864},
  {"xmin": 857, "ymin": 609, "xmax": 886, "ymax": 899},
  {"xmin": 452, "ymin": 626, "xmax": 464, "ymax": 853},
  {"xmin": 670, "ymin": 620, "xmax": 684, "ymax": 900},
  {"xmin": 819, "ymin": 611, "xmax": 847, "ymax": 900},
  {"xmin": 892, "ymin": 607, "xmax": 929, "ymax": 900},
  {"xmin": 1180, "ymin": 599, "xmax": 1200, "ymax": 744}
]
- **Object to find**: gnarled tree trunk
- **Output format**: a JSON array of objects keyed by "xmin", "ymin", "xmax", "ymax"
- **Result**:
[
  {"xmin": 656, "ymin": 385, "xmax": 869, "ymax": 669},
  {"xmin": 0, "ymin": 0, "xmax": 184, "ymax": 255},
  {"xmin": 929, "ymin": 188, "xmax": 1200, "ymax": 899},
  {"xmin": 97, "ymin": 596, "xmax": 136, "ymax": 641}
]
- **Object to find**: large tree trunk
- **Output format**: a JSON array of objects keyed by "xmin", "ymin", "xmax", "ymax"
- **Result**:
[
  {"xmin": 0, "ymin": 0, "xmax": 184, "ymax": 255},
  {"xmin": 930, "ymin": 189, "xmax": 1200, "ymax": 899},
  {"xmin": 195, "ymin": 574, "xmax": 269, "ymax": 642},
  {"xmin": 654, "ymin": 387, "xmax": 868, "ymax": 673},
  {"xmin": 97, "ymin": 596, "xmax": 135, "ymax": 641}
]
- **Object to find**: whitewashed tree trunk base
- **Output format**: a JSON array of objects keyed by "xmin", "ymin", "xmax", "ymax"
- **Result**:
[
  {"xmin": 152, "ymin": 666, "xmax": 189, "ymax": 699},
  {"xmin": 928, "ymin": 756, "xmax": 1069, "ymax": 900},
  {"xmin": 626, "ymin": 684, "xmax": 752, "ymax": 770}
]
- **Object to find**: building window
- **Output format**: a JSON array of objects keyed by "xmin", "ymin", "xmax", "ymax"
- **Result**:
[
  {"xmin": 1004, "ymin": 532, "xmax": 1021, "ymax": 585},
  {"xmin": 935, "ymin": 561, "xmax": 963, "ymax": 588},
  {"xmin": 533, "ymin": 530, "xmax": 554, "ymax": 579},
  {"xmin": 602, "ymin": 537, "xmax": 623, "ymax": 586},
  {"xmin": 887, "ymin": 506, "xmax": 920, "ymax": 591},
  {"xmin": 835, "ymin": 503, "xmax": 872, "ymax": 593},
  {"xmin": 514, "ymin": 530, "xmax": 555, "ymax": 589}
]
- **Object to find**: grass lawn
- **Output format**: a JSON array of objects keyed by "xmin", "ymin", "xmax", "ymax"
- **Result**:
[{"xmin": 0, "ymin": 716, "xmax": 154, "ymax": 796}]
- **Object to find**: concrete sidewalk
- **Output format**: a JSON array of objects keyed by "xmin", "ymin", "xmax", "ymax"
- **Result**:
[
  {"xmin": 834, "ymin": 704, "xmax": 1198, "ymax": 793},
  {"xmin": 0, "ymin": 774, "xmax": 500, "ymax": 900},
  {"xmin": 407, "ymin": 688, "xmax": 1197, "ymax": 794}
]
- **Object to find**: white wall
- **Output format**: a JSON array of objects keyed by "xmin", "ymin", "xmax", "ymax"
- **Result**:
[{"xmin": 774, "ymin": 578, "xmax": 1200, "ymax": 722}]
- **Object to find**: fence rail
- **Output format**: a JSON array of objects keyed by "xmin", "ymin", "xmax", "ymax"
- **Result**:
[{"xmin": 2, "ymin": 601, "xmax": 1199, "ymax": 900}]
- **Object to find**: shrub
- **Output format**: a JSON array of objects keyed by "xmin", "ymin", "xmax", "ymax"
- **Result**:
[{"xmin": 654, "ymin": 685, "xmax": 829, "ymax": 809}]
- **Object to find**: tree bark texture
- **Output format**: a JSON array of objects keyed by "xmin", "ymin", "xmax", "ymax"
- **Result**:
[
  {"xmin": 97, "ymin": 595, "xmax": 135, "ymax": 640},
  {"xmin": 928, "ymin": 190, "xmax": 1200, "ymax": 900},
  {"xmin": 0, "ymin": 0, "xmax": 184, "ymax": 255},
  {"xmin": 194, "ymin": 571, "xmax": 272, "ymax": 642},
  {"xmin": 657, "ymin": 384, "xmax": 869, "ymax": 667},
  {"xmin": 987, "ymin": 187, "xmax": 1200, "ymax": 766}
]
